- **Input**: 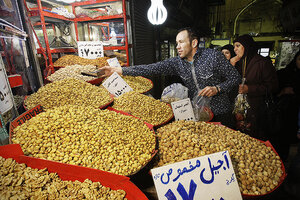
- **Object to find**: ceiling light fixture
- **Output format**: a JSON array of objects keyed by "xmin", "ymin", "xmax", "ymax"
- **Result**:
[{"xmin": 147, "ymin": 0, "xmax": 167, "ymax": 25}]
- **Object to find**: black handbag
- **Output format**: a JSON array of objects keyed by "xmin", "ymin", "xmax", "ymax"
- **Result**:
[{"xmin": 260, "ymin": 90, "xmax": 282, "ymax": 134}]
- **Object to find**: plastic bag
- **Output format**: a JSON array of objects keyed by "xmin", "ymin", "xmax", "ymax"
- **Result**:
[
  {"xmin": 192, "ymin": 95, "xmax": 213, "ymax": 122},
  {"xmin": 52, "ymin": 7, "xmax": 75, "ymax": 19},
  {"xmin": 75, "ymin": 7, "xmax": 108, "ymax": 19},
  {"xmin": 233, "ymin": 93, "xmax": 251, "ymax": 130},
  {"xmin": 161, "ymin": 83, "xmax": 188, "ymax": 104}
]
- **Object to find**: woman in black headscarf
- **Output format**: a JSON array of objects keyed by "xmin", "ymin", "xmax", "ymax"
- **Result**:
[
  {"xmin": 233, "ymin": 34, "xmax": 278, "ymax": 140},
  {"xmin": 221, "ymin": 44, "xmax": 236, "ymax": 61}
]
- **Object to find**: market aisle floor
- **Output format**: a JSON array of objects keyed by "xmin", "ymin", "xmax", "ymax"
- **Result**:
[{"xmin": 131, "ymin": 144, "xmax": 300, "ymax": 200}]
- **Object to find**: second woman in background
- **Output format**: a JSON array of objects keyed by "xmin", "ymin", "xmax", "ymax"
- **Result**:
[
  {"xmin": 221, "ymin": 44, "xmax": 238, "ymax": 120},
  {"xmin": 221, "ymin": 44, "xmax": 236, "ymax": 62}
]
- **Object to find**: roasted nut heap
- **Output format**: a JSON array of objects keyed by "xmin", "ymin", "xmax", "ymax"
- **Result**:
[
  {"xmin": 155, "ymin": 120, "xmax": 283, "ymax": 196},
  {"xmin": 0, "ymin": 156, "xmax": 127, "ymax": 199},
  {"xmin": 112, "ymin": 91, "xmax": 173, "ymax": 126},
  {"xmin": 103, "ymin": 76, "xmax": 153, "ymax": 94},
  {"xmin": 24, "ymin": 78, "xmax": 112, "ymax": 110},
  {"xmin": 12, "ymin": 105, "xmax": 156, "ymax": 176},
  {"xmin": 47, "ymin": 64, "xmax": 98, "ymax": 82},
  {"xmin": 53, "ymin": 55, "xmax": 122, "ymax": 67}
]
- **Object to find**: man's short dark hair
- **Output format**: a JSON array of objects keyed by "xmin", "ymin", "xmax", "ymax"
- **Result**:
[{"xmin": 178, "ymin": 27, "xmax": 200, "ymax": 46}]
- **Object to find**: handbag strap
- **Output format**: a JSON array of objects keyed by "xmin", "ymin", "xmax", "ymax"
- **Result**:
[{"xmin": 242, "ymin": 57, "xmax": 247, "ymax": 79}]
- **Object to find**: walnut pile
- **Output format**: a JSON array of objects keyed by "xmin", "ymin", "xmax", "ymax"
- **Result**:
[
  {"xmin": 0, "ymin": 156, "xmax": 127, "ymax": 199},
  {"xmin": 155, "ymin": 120, "xmax": 283, "ymax": 195},
  {"xmin": 11, "ymin": 105, "xmax": 156, "ymax": 176},
  {"xmin": 112, "ymin": 91, "xmax": 173, "ymax": 126},
  {"xmin": 24, "ymin": 78, "xmax": 112, "ymax": 110}
]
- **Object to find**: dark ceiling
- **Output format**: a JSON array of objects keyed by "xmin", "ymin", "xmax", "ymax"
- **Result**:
[
  {"xmin": 161, "ymin": 0, "xmax": 223, "ymax": 35},
  {"xmin": 156, "ymin": 0, "xmax": 225, "ymax": 40}
]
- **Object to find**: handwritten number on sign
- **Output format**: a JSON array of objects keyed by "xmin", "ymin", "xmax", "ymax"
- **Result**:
[{"xmin": 164, "ymin": 180, "xmax": 197, "ymax": 200}]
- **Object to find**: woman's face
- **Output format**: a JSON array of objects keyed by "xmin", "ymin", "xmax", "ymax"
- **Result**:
[
  {"xmin": 221, "ymin": 49, "xmax": 231, "ymax": 60},
  {"xmin": 296, "ymin": 54, "xmax": 300, "ymax": 69},
  {"xmin": 234, "ymin": 42, "xmax": 245, "ymax": 58}
]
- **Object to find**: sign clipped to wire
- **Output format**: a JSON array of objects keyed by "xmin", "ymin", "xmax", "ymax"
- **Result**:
[
  {"xmin": 107, "ymin": 57, "xmax": 121, "ymax": 68},
  {"xmin": 102, "ymin": 72, "xmax": 133, "ymax": 97},
  {"xmin": 78, "ymin": 41, "xmax": 104, "ymax": 59},
  {"xmin": 151, "ymin": 151, "xmax": 243, "ymax": 200},
  {"xmin": 171, "ymin": 98, "xmax": 195, "ymax": 121},
  {"xmin": 0, "ymin": 60, "xmax": 13, "ymax": 114}
]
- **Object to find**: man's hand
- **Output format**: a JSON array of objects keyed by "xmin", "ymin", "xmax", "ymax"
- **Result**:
[
  {"xmin": 198, "ymin": 86, "xmax": 218, "ymax": 97},
  {"xmin": 99, "ymin": 66, "xmax": 122, "ymax": 78}
]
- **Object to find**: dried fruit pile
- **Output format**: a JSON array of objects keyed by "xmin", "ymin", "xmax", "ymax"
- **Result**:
[
  {"xmin": 12, "ymin": 105, "xmax": 156, "ymax": 176},
  {"xmin": 156, "ymin": 120, "xmax": 283, "ymax": 195},
  {"xmin": 47, "ymin": 64, "xmax": 98, "ymax": 82},
  {"xmin": 0, "ymin": 157, "xmax": 127, "ymax": 199},
  {"xmin": 53, "ymin": 55, "xmax": 111, "ymax": 67},
  {"xmin": 112, "ymin": 91, "xmax": 173, "ymax": 126},
  {"xmin": 25, "ymin": 79, "xmax": 112, "ymax": 110}
]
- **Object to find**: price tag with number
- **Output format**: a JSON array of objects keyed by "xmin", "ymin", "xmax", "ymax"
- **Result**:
[
  {"xmin": 107, "ymin": 57, "xmax": 121, "ymax": 67},
  {"xmin": 171, "ymin": 98, "xmax": 195, "ymax": 121},
  {"xmin": 151, "ymin": 151, "xmax": 242, "ymax": 200},
  {"xmin": 78, "ymin": 41, "xmax": 104, "ymax": 59},
  {"xmin": 0, "ymin": 63, "xmax": 13, "ymax": 114},
  {"xmin": 102, "ymin": 72, "xmax": 133, "ymax": 97}
]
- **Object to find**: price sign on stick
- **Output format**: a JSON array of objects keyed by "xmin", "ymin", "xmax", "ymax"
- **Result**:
[
  {"xmin": 78, "ymin": 41, "xmax": 104, "ymax": 59},
  {"xmin": 0, "ymin": 63, "xmax": 13, "ymax": 114},
  {"xmin": 171, "ymin": 98, "xmax": 195, "ymax": 121},
  {"xmin": 151, "ymin": 151, "xmax": 243, "ymax": 200},
  {"xmin": 107, "ymin": 57, "xmax": 121, "ymax": 67},
  {"xmin": 102, "ymin": 72, "xmax": 133, "ymax": 97}
]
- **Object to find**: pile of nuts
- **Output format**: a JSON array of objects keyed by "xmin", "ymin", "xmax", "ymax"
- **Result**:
[
  {"xmin": 119, "ymin": 76, "xmax": 153, "ymax": 93},
  {"xmin": 47, "ymin": 65, "xmax": 98, "ymax": 82},
  {"xmin": 11, "ymin": 105, "xmax": 156, "ymax": 176},
  {"xmin": 24, "ymin": 79, "xmax": 112, "ymax": 110},
  {"xmin": 0, "ymin": 157, "xmax": 127, "ymax": 199},
  {"xmin": 155, "ymin": 120, "xmax": 283, "ymax": 195},
  {"xmin": 53, "ymin": 55, "xmax": 122, "ymax": 67},
  {"xmin": 112, "ymin": 91, "xmax": 173, "ymax": 126},
  {"xmin": 103, "ymin": 76, "xmax": 153, "ymax": 94}
]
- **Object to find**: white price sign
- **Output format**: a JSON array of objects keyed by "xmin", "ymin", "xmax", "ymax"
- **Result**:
[
  {"xmin": 78, "ymin": 41, "xmax": 104, "ymax": 59},
  {"xmin": 107, "ymin": 57, "xmax": 121, "ymax": 67},
  {"xmin": 0, "ymin": 64, "xmax": 13, "ymax": 114},
  {"xmin": 171, "ymin": 98, "xmax": 195, "ymax": 121},
  {"xmin": 102, "ymin": 72, "xmax": 133, "ymax": 97},
  {"xmin": 151, "ymin": 151, "xmax": 242, "ymax": 200}
]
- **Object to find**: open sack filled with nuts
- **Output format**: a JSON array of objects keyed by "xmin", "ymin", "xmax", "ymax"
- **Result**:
[
  {"xmin": 102, "ymin": 75, "xmax": 154, "ymax": 94},
  {"xmin": 0, "ymin": 144, "xmax": 148, "ymax": 200},
  {"xmin": 24, "ymin": 78, "xmax": 113, "ymax": 110},
  {"xmin": 110, "ymin": 91, "xmax": 174, "ymax": 127},
  {"xmin": 154, "ymin": 120, "xmax": 286, "ymax": 198},
  {"xmin": 9, "ymin": 105, "xmax": 156, "ymax": 176}
]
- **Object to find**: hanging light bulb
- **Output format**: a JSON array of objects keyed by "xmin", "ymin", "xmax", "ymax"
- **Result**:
[{"xmin": 147, "ymin": 0, "xmax": 168, "ymax": 25}]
